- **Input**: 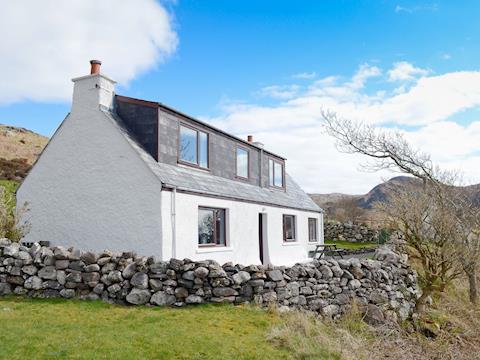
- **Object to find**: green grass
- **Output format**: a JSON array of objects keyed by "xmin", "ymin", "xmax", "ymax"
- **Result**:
[
  {"xmin": 0, "ymin": 297, "xmax": 294, "ymax": 360},
  {"xmin": 324, "ymin": 239, "xmax": 377, "ymax": 250},
  {"xmin": 0, "ymin": 179, "xmax": 19, "ymax": 213},
  {"xmin": 0, "ymin": 179, "xmax": 19, "ymax": 197}
]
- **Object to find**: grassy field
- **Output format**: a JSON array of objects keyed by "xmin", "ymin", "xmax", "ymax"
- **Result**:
[
  {"xmin": 1, "ymin": 284, "xmax": 480, "ymax": 360},
  {"xmin": 324, "ymin": 239, "xmax": 377, "ymax": 250},
  {"xmin": 0, "ymin": 297, "xmax": 294, "ymax": 360}
]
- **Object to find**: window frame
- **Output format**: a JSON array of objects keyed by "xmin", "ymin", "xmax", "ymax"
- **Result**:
[
  {"xmin": 269, "ymin": 158, "xmax": 285, "ymax": 189},
  {"xmin": 198, "ymin": 206, "xmax": 227, "ymax": 248},
  {"xmin": 283, "ymin": 214, "xmax": 297, "ymax": 242},
  {"xmin": 235, "ymin": 145, "xmax": 250, "ymax": 180},
  {"xmin": 178, "ymin": 122, "xmax": 210, "ymax": 170},
  {"xmin": 308, "ymin": 218, "xmax": 318, "ymax": 243}
]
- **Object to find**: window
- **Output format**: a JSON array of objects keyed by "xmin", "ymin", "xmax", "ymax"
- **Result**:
[
  {"xmin": 179, "ymin": 125, "xmax": 208, "ymax": 168},
  {"xmin": 283, "ymin": 215, "xmax": 296, "ymax": 242},
  {"xmin": 308, "ymin": 218, "xmax": 318, "ymax": 242},
  {"xmin": 236, "ymin": 147, "xmax": 249, "ymax": 178},
  {"xmin": 198, "ymin": 207, "xmax": 226, "ymax": 246},
  {"xmin": 269, "ymin": 159, "xmax": 284, "ymax": 188}
]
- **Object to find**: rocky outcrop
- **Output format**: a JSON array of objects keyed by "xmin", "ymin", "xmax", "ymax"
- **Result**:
[
  {"xmin": 0, "ymin": 239, "xmax": 417, "ymax": 321},
  {"xmin": 324, "ymin": 222, "xmax": 380, "ymax": 243}
]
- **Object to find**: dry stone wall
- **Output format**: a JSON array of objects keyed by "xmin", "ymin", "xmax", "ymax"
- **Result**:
[
  {"xmin": 325, "ymin": 222, "xmax": 380, "ymax": 243},
  {"xmin": 0, "ymin": 239, "xmax": 417, "ymax": 321}
]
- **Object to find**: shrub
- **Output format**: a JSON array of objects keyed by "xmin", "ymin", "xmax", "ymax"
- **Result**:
[
  {"xmin": 0, "ymin": 184, "xmax": 29, "ymax": 241},
  {"xmin": 378, "ymin": 228, "xmax": 391, "ymax": 244}
]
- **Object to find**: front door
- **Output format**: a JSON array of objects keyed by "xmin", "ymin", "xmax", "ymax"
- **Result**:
[{"xmin": 258, "ymin": 213, "xmax": 264, "ymax": 264}]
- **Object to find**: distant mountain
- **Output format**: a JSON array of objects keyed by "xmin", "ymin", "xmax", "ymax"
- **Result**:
[
  {"xmin": 356, "ymin": 176, "xmax": 420, "ymax": 209},
  {"xmin": 310, "ymin": 175, "xmax": 480, "ymax": 224},
  {"xmin": 0, "ymin": 124, "xmax": 48, "ymax": 180}
]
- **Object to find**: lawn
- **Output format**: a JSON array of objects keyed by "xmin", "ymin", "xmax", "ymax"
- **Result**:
[
  {"xmin": 324, "ymin": 239, "xmax": 377, "ymax": 250},
  {"xmin": 0, "ymin": 297, "xmax": 293, "ymax": 360}
]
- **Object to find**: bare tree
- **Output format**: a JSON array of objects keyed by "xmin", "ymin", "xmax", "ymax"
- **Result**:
[
  {"xmin": 378, "ymin": 180, "xmax": 463, "ymax": 311},
  {"xmin": 449, "ymin": 186, "xmax": 480, "ymax": 304},
  {"xmin": 322, "ymin": 110, "xmax": 480, "ymax": 305}
]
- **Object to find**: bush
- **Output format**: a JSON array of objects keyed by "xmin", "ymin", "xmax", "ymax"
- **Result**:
[
  {"xmin": 0, "ymin": 184, "xmax": 29, "ymax": 241},
  {"xmin": 378, "ymin": 228, "xmax": 391, "ymax": 244},
  {"xmin": 0, "ymin": 157, "xmax": 31, "ymax": 181}
]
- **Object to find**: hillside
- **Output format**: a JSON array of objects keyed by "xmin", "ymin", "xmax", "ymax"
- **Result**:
[
  {"xmin": 0, "ymin": 124, "xmax": 48, "ymax": 180},
  {"xmin": 311, "ymin": 176, "xmax": 480, "ymax": 224},
  {"xmin": 356, "ymin": 176, "xmax": 420, "ymax": 209}
]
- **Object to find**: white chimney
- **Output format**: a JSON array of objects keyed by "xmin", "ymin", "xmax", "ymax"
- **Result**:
[{"xmin": 71, "ymin": 60, "xmax": 116, "ymax": 113}]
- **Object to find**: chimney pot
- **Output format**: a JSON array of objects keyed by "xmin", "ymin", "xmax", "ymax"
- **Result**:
[
  {"xmin": 247, "ymin": 135, "xmax": 253, "ymax": 143},
  {"xmin": 90, "ymin": 60, "xmax": 102, "ymax": 75}
]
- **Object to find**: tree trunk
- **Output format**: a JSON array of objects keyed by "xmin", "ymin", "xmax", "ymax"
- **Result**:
[
  {"xmin": 467, "ymin": 270, "xmax": 478, "ymax": 305},
  {"xmin": 415, "ymin": 287, "xmax": 433, "ymax": 313}
]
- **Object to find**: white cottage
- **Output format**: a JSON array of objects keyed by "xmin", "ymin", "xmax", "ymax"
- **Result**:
[{"xmin": 17, "ymin": 61, "xmax": 323, "ymax": 266}]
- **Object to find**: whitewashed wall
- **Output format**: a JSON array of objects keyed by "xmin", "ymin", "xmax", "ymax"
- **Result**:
[
  {"xmin": 18, "ymin": 75, "xmax": 164, "ymax": 256},
  {"xmin": 161, "ymin": 191, "xmax": 323, "ymax": 266}
]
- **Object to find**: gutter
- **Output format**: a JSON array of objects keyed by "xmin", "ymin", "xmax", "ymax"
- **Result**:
[{"xmin": 161, "ymin": 184, "xmax": 323, "ymax": 214}]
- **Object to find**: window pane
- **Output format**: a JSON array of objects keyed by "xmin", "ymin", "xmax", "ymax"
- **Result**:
[
  {"xmin": 199, "ymin": 131, "xmax": 208, "ymax": 168},
  {"xmin": 309, "ymin": 218, "xmax": 317, "ymax": 242},
  {"xmin": 199, "ymin": 208, "xmax": 226, "ymax": 246},
  {"xmin": 198, "ymin": 209, "xmax": 214, "ymax": 245},
  {"xmin": 269, "ymin": 159, "xmax": 274, "ymax": 186},
  {"xmin": 236, "ymin": 148, "xmax": 249, "ymax": 178},
  {"xmin": 283, "ymin": 215, "xmax": 296, "ymax": 241},
  {"xmin": 180, "ymin": 126, "xmax": 197, "ymax": 164},
  {"xmin": 274, "ymin": 162, "xmax": 283, "ymax": 187},
  {"xmin": 215, "ymin": 209, "xmax": 226, "ymax": 245}
]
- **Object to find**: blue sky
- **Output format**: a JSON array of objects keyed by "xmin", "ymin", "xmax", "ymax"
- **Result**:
[{"xmin": 1, "ymin": 1, "xmax": 479, "ymax": 193}]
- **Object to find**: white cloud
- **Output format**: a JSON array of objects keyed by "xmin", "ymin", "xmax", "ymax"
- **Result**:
[
  {"xmin": 349, "ymin": 64, "xmax": 382, "ymax": 89},
  {"xmin": 0, "ymin": 0, "xmax": 177, "ymax": 105},
  {"xmin": 257, "ymin": 85, "xmax": 300, "ymax": 99},
  {"xmin": 387, "ymin": 61, "xmax": 430, "ymax": 81},
  {"xmin": 395, "ymin": 4, "xmax": 439, "ymax": 13},
  {"xmin": 441, "ymin": 53, "xmax": 452, "ymax": 60},
  {"xmin": 207, "ymin": 64, "xmax": 480, "ymax": 194},
  {"xmin": 292, "ymin": 72, "xmax": 317, "ymax": 80}
]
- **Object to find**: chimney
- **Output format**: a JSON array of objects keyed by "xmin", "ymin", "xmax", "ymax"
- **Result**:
[
  {"xmin": 71, "ymin": 60, "xmax": 116, "ymax": 112},
  {"xmin": 247, "ymin": 135, "xmax": 253, "ymax": 143},
  {"xmin": 90, "ymin": 60, "xmax": 102, "ymax": 75}
]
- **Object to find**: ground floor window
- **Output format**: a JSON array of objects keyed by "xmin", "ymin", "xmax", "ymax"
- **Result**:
[
  {"xmin": 198, "ymin": 207, "xmax": 226, "ymax": 246},
  {"xmin": 308, "ymin": 218, "xmax": 318, "ymax": 242},
  {"xmin": 283, "ymin": 214, "xmax": 296, "ymax": 242}
]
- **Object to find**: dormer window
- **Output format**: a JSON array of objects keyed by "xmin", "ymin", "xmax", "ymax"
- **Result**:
[
  {"xmin": 179, "ymin": 124, "xmax": 208, "ymax": 168},
  {"xmin": 269, "ymin": 158, "xmax": 284, "ymax": 188},
  {"xmin": 236, "ymin": 147, "xmax": 249, "ymax": 179}
]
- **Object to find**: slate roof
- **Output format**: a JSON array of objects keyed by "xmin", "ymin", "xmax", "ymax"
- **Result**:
[{"xmin": 103, "ymin": 109, "xmax": 322, "ymax": 213}]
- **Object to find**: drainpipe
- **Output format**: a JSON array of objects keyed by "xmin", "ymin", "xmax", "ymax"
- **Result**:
[
  {"xmin": 259, "ymin": 149, "xmax": 264, "ymax": 187},
  {"xmin": 163, "ymin": 183, "xmax": 177, "ymax": 259}
]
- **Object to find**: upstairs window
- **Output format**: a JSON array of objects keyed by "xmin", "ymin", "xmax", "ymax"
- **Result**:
[
  {"xmin": 236, "ymin": 147, "xmax": 249, "ymax": 179},
  {"xmin": 308, "ymin": 218, "xmax": 318, "ymax": 242},
  {"xmin": 283, "ymin": 215, "xmax": 296, "ymax": 242},
  {"xmin": 269, "ymin": 159, "xmax": 284, "ymax": 188},
  {"xmin": 198, "ymin": 207, "xmax": 226, "ymax": 246},
  {"xmin": 179, "ymin": 125, "xmax": 208, "ymax": 168}
]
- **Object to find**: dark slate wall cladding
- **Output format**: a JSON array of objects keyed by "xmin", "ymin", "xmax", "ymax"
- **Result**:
[
  {"xmin": 115, "ymin": 98, "xmax": 158, "ymax": 160},
  {"xmin": 158, "ymin": 108, "xmax": 264, "ymax": 187}
]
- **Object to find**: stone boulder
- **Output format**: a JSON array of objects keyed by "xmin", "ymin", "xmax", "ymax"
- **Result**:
[{"xmin": 126, "ymin": 288, "xmax": 151, "ymax": 305}]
